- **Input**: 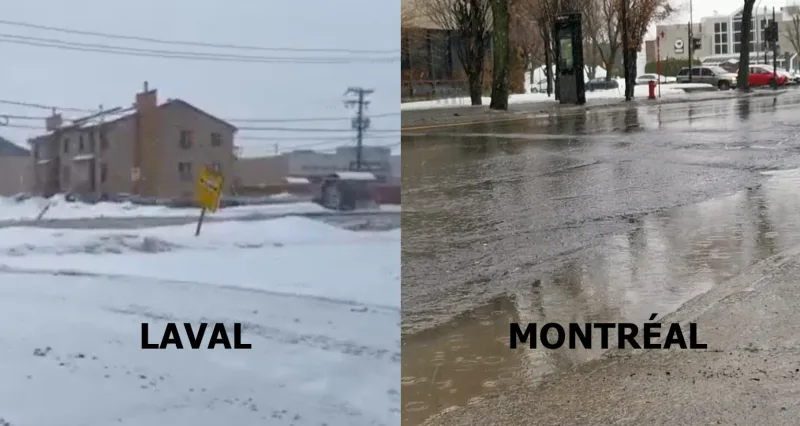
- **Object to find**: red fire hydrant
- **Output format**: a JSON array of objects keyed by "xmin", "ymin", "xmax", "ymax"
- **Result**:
[{"xmin": 648, "ymin": 80, "xmax": 656, "ymax": 100}]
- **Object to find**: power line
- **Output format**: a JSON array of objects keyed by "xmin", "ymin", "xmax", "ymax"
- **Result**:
[
  {"xmin": 226, "ymin": 112, "xmax": 399, "ymax": 123},
  {"xmin": 0, "ymin": 98, "xmax": 95, "ymax": 113},
  {"xmin": 0, "ymin": 19, "xmax": 399, "ymax": 54},
  {"xmin": 0, "ymin": 122, "xmax": 400, "ymax": 142},
  {"xmin": 235, "ymin": 125, "xmax": 398, "ymax": 133},
  {"xmin": 0, "ymin": 33, "xmax": 398, "ymax": 64},
  {"xmin": 237, "ymin": 134, "xmax": 398, "ymax": 141},
  {"xmin": 0, "ymin": 99, "xmax": 400, "ymax": 123}
]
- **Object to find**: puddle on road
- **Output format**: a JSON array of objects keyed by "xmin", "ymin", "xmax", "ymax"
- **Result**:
[{"xmin": 402, "ymin": 168, "xmax": 800, "ymax": 425}]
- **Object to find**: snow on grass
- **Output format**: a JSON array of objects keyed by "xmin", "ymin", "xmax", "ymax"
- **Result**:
[
  {"xmin": 0, "ymin": 195, "xmax": 401, "ymax": 222},
  {"xmin": 0, "ymin": 217, "xmax": 400, "ymax": 426},
  {"xmin": 0, "ymin": 217, "xmax": 399, "ymax": 308},
  {"xmin": 400, "ymin": 79, "xmax": 717, "ymax": 111}
]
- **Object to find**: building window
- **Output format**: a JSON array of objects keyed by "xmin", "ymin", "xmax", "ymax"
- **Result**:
[
  {"xmin": 179, "ymin": 130, "xmax": 193, "ymax": 149},
  {"xmin": 78, "ymin": 135, "xmax": 85, "ymax": 152},
  {"xmin": 714, "ymin": 21, "xmax": 729, "ymax": 55},
  {"xmin": 89, "ymin": 131, "xmax": 96, "ymax": 152},
  {"xmin": 63, "ymin": 138, "xmax": 70, "ymax": 154},
  {"xmin": 100, "ymin": 163, "xmax": 108, "ymax": 183},
  {"xmin": 732, "ymin": 16, "xmax": 755, "ymax": 56},
  {"xmin": 210, "ymin": 161, "xmax": 222, "ymax": 173},
  {"xmin": 178, "ymin": 162, "xmax": 193, "ymax": 181},
  {"xmin": 210, "ymin": 132, "xmax": 222, "ymax": 147},
  {"xmin": 33, "ymin": 145, "xmax": 39, "ymax": 159}
]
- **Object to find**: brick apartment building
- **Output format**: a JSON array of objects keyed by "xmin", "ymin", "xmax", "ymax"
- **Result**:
[
  {"xmin": 0, "ymin": 136, "xmax": 31, "ymax": 195},
  {"xmin": 30, "ymin": 83, "xmax": 237, "ymax": 200}
]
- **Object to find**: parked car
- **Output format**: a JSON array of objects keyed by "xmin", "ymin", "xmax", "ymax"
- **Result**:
[
  {"xmin": 747, "ymin": 65, "xmax": 788, "ymax": 87},
  {"xmin": 635, "ymin": 73, "xmax": 676, "ymax": 85},
  {"xmin": 750, "ymin": 64, "xmax": 793, "ymax": 85},
  {"xmin": 585, "ymin": 78, "xmax": 619, "ymax": 91},
  {"xmin": 530, "ymin": 78, "xmax": 549, "ymax": 93},
  {"xmin": 675, "ymin": 66, "xmax": 737, "ymax": 90}
]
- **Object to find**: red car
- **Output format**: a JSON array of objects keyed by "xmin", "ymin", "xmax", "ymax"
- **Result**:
[{"xmin": 747, "ymin": 65, "xmax": 788, "ymax": 86}]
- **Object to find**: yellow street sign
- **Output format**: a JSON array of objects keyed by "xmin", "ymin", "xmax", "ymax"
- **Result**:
[{"xmin": 195, "ymin": 166, "xmax": 224, "ymax": 212}]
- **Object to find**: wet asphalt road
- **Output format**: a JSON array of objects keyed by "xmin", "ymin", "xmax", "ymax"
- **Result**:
[{"xmin": 402, "ymin": 92, "xmax": 800, "ymax": 424}]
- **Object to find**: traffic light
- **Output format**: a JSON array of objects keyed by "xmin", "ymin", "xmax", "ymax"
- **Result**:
[
  {"xmin": 770, "ymin": 22, "xmax": 779, "ymax": 42},
  {"xmin": 692, "ymin": 37, "xmax": 701, "ymax": 50},
  {"xmin": 763, "ymin": 22, "xmax": 779, "ymax": 43}
]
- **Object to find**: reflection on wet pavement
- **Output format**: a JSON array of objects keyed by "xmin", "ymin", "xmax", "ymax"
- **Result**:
[{"xmin": 402, "ymin": 94, "xmax": 800, "ymax": 424}]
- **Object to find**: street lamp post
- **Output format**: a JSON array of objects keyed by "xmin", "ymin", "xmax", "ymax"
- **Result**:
[
  {"xmin": 688, "ymin": 0, "xmax": 694, "ymax": 82},
  {"xmin": 755, "ymin": 0, "xmax": 763, "ymax": 63}
]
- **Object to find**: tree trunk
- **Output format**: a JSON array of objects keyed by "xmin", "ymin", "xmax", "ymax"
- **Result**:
[
  {"xmin": 468, "ymin": 67, "xmax": 483, "ymax": 105},
  {"xmin": 606, "ymin": 49, "xmax": 618, "ymax": 81},
  {"xmin": 620, "ymin": 0, "xmax": 631, "ymax": 101},
  {"xmin": 626, "ymin": 49, "xmax": 636, "ymax": 99},
  {"xmin": 738, "ymin": 0, "xmax": 758, "ymax": 91},
  {"xmin": 490, "ymin": 0, "xmax": 510, "ymax": 110},
  {"xmin": 544, "ymin": 31, "xmax": 553, "ymax": 98}
]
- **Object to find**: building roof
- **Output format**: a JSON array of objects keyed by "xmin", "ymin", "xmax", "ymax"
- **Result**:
[
  {"xmin": 0, "ymin": 136, "xmax": 29, "ymax": 156},
  {"xmin": 162, "ymin": 99, "xmax": 238, "ymax": 132},
  {"xmin": 30, "ymin": 97, "xmax": 237, "ymax": 142}
]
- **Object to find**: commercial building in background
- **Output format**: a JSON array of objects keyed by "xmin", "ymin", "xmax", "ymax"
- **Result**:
[
  {"xmin": 651, "ymin": 5, "xmax": 800, "ymax": 71},
  {"xmin": 29, "ymin": 83, "xmax": 236, "ymax": 200},
  {"xmin": 0, "ymin": 136, "xmax": 32, "ymax": 195},
  {"xmin": 401, "ymin": 0, "xmax": 525, "ymax": 99},
  {"xmin": 235, "ymin": 145, "xmax": 399, "ymax": 192}
]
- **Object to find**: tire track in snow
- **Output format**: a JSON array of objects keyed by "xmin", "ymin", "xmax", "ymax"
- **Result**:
[
  {"xmin": 105, "ymin": 304, "xmax": 400, "ymax": 364},
  {"xmin": 0, "ymin": 265, "xmax": 399, "ymax": 312}
]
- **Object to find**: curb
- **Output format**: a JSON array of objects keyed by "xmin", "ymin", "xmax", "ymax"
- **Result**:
[{"xmin": 401, "ymin": 89, "xmax": 792, "ymax": 131}]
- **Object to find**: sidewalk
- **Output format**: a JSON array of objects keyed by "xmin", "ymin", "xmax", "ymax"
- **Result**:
[
  {"xmin": 424, "ymin": 244, "xmax": 800, "ymax": 426},
  {"xmin": 402, "ymin": 89, "xmax": 789, "ymax": 131}
]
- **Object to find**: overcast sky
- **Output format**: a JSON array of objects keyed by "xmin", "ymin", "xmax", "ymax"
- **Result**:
[{"xmin": 0, "ymin": 0, "xmax": 400, "ymax": 157}]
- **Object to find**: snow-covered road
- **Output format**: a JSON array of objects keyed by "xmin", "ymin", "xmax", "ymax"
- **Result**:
[{"xmin": 0, "ymin": 217, "xmax": 400, "ymax": 426}]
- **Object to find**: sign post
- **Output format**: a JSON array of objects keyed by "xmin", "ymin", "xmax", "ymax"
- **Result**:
[
  {"xmin": 194, "ymin": 166, "xmax": 224, "ymax": 236},
  {"xmin": 658, "ymin": 31, "xmax": 665, "ymax": 98}
]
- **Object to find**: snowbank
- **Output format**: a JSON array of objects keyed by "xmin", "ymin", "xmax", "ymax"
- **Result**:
[
  {"xmin": 0, "ymin": 195, "xmax": 401, "ymax": 221},
  {"xmin": 0, "ymin": 216, "xmax": 400, "ymax": 425},
  {"xmin": 0, "ymin": 217, "xmax": 400, "ymax": 308},
  {"xmin": 400, "ymin": 80, "xmax": 716, "ymax": 111}
]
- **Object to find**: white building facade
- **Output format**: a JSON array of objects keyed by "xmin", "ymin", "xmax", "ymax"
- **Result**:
[{"xmin": 654, "ymin": 5, "xmax": 799, "ymax": 70}]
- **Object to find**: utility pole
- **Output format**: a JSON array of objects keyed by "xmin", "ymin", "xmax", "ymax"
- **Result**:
[
  {"xmin": 772, "ymin": 7, "xmax": 778, "ymax": 89},
  {"xmin": 687, "ymin": 0, "xmax": 694, "ymax": 82},
  {"xmin": 343, "ymin": 87, "xmax": 373, "ymax": 170}
]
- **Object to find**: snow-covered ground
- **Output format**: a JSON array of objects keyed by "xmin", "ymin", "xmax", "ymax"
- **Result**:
[
  {"xmin": 0, "ymin": 195, "xmax": 401, "ymax": 222},
  {"xmin": 0, "ymin": 217, "xmax": 400, "ymax": 426},
  {"xmin": 400, "ymin": 79, "xmax": 716, "ymax": 111}
]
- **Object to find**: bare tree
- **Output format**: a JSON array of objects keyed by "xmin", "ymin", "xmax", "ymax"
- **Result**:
[
  {"xmin": 781, "ymin": 3, "xmax": 800, "ymax": 57},
  {"xmin": 585, "ymin": 0, "xmax": 622, "ymax": 81},
  {"xmin": 738, "ymin": 0, "xmax": 758, "ymax": 91},
  {"xmin": 531, "ymin": 0, "xmax": 559, "ymax": 95},
  {"xmin": 510, "ymin": 0, "xmax": 544, "ymax": 88},
  {"xmin": 620, "ymin": 0, "xmax": 674, "ymax": 98},
  {"xmin": 422, "ymin": 0, "xmax": 492, "ymax": 105},
  {"xmin": 577, "ymin": 0, "xmax": 602, "ymax": 79}
]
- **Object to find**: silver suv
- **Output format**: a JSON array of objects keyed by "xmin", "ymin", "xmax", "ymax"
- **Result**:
[{"xmin": 676, "ymin": 66, "xmax": 737, "ymax": 90}]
